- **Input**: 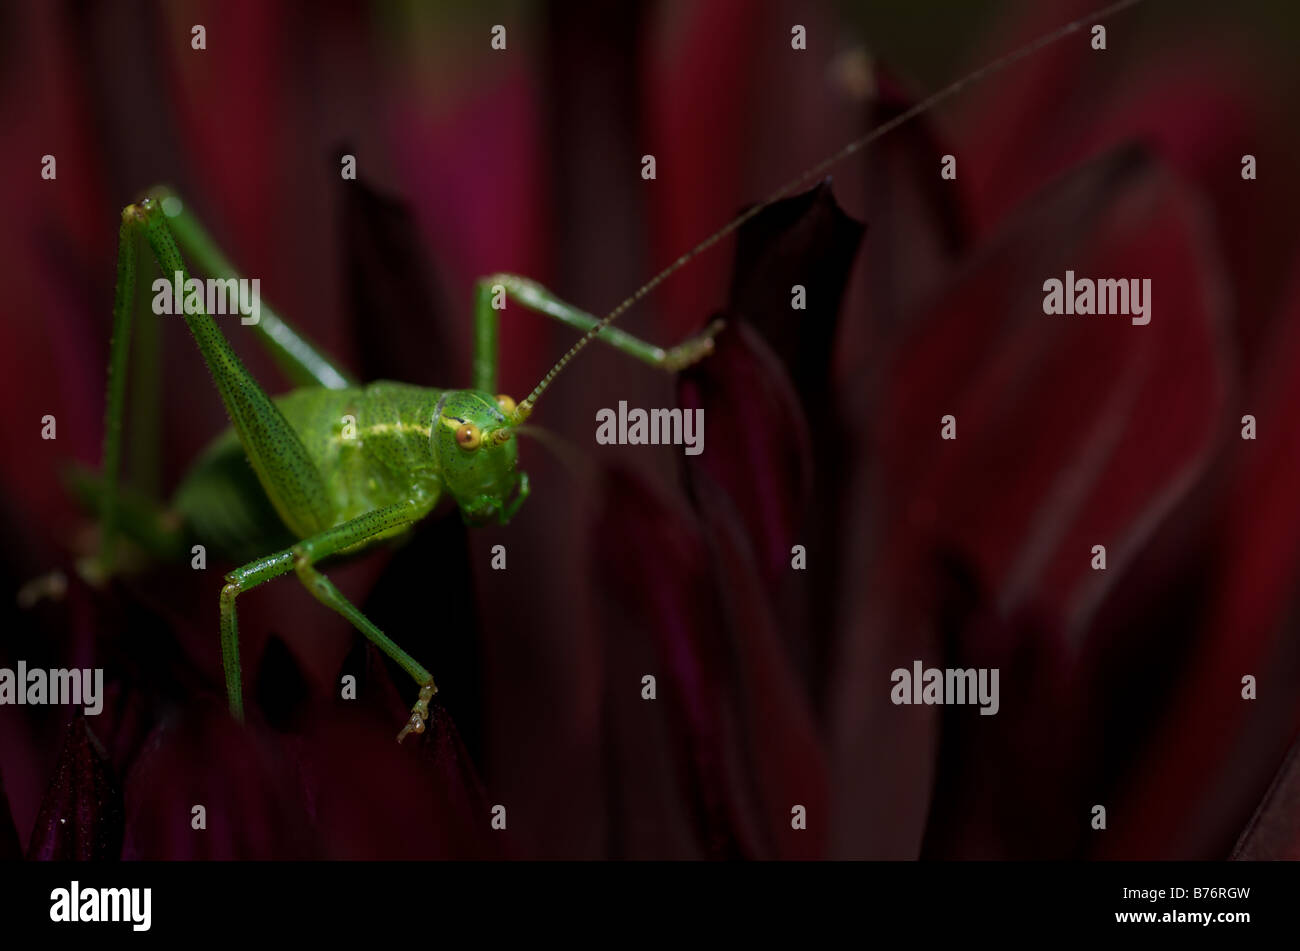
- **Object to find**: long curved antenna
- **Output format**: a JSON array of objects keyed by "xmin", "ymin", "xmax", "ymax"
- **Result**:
[
  {"xmin": 515, "ymin": 424, "xmax": 586, "ymax": 479},
  {"xmin": 513, "ymin": 0, "xmax": 1147, "ymax": 423}
]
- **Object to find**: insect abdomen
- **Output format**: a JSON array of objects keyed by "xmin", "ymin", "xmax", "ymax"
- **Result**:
[
  {"xmin": 171, "ymin": 428, "xmax": 298, "ymax": 562},
  {"xmin": 172, "ymin": 382, "xmax": 445, "ymax": 556},
  {"xmin": 272, "ymin": 382, "xmax": 444, "ymax": 524}
]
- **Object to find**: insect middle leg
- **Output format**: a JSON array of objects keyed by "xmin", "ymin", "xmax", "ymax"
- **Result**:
[
  {"xmin": 219, "ymin": 499, "xmax": 438, "ymax": 736},
  {"xmin": 471, "ymin": 274, "xmax": 724, "ymax": 392}
]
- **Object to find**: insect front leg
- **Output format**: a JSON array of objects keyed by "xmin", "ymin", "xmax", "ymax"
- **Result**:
[
  {"xmin": 220, "ymin": 500, "xmax": 439, "ymax": 739},
  {"xmin": 220, "ymin": 550, "xmax": 298, "ymax": 723},
  {"xmin": 471, "ymin": 274, "xmax": 724, "ymax": 393},
  {"xmin": 501, "ymin": 471, "xmax": 530, "ymax": 524}
]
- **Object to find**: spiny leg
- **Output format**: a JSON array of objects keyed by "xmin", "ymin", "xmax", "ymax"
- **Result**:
[
  {"xmin": 220, "ymin": 500, "xmax": 438, "ymax": 737},
  {"xmin": 472, "ymin": 273, "xmax": 724, "ymax": 393},
  {"xmin": 126, "ymin": 199, "xmax": 336, "ymax": 541},
  {"xmin": 220, "ymin": 550, "xmax": 296, "ymax": 723}
]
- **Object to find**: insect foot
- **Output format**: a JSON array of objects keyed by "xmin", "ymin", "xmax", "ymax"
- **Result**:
[
  {"xmin": 396, "ymin": 681, "xmax": 439, "ymax": 743},
  {"xmin": 663, "ymin": 318, "xmax": 726, "ymax": 372}
]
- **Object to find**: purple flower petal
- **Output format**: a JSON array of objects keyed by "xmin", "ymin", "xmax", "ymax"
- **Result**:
[
  {"xmin": 873, "ymin": 148, "xmax": 1231, "ymax": 857},
  {"xmin": 1232, "ymin": 732, "xmax": 1300, "ymax": 860},
  {"xmin": 121, "ymin": 703, "xmax": 312, "ymax": 860},
  {"xmin": 253, "ymin": 634, "xmax": 313, "ymax": 731},
  {"xmin": 349, "ymin": 640, "xmax": 490, "ymax": 822},
  {"xmin": 340, "ymin": 178, "xmax": 457, "ymax": 387},
  {"xmin": 726, "ymin": 183, "xmax": 864, "ymax": 407},
  {"xmin": 691, "ymin": 473, "xmax": 830, "ymax": 859},
  {"xmin": 846, "ymin": 65, "xmax": 966, "ymax": 369},
  {"xmin": 680, "ymin": 322, "xmax": 811, "ymax": 587},
  {"xmin": 1104, "ymin": 263, "xmax": 1300, "ymax": 858},
  {"xmin": 1, "ymin": 770, "xmax": 23, "ymax": 860},
  {"xmin": 25, "ymin": 718, "xmax": 124, "ymax": 861},
  {"xmin": 875, "ymin": 147, "xmax": 1228, "ymax": 641},
  {"xmin": 294, "ymin": 704, "xmax": 498, "ymax": 860},
  {"xmin": 591, "ymin": 466, "xmax": 744, "ymax": 859}
]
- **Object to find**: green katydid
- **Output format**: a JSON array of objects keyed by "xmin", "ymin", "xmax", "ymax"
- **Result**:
[
  {"xmin": 95, "ymin": 193, "xmax": 723, "ymax": 741},
  {"xmin": 84, "ymin": 0, "xmax": 1145, "ymax": 741}
]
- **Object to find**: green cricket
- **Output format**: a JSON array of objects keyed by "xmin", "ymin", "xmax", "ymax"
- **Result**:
[
  {"xmin": 74, "ymin": 0, "xmax": 1144, "ymax": 742},
  {"xmin": 91, "ymin": 190, "xmax": 723, "ymax": 742}
]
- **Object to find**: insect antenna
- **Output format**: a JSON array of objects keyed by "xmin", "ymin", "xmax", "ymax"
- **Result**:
[
  {"xmin": 515, "ymin": 424, "xmax": 587, "ymax": 479},
  {"xmin": 512, "ymin": 0, "xmax": 1147, "ymax": 424}
]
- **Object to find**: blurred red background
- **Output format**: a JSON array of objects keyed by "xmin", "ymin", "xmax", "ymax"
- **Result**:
[{"xmin": 2, "ymin": 0, "xmax": 1300, "ymax": 860}]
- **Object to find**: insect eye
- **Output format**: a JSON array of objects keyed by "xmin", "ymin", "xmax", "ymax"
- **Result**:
[
  {"xmin": 496, "ymin": 394, "xmax": 517, "ymax": 416},
  {"xmin": 455, "ymin": 422, "xmax": 481, "ymax": 451}
]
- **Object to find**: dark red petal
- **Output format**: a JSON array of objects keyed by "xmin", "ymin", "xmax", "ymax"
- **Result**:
[
  {"xmin": 1102, "ymin": 263, "xmax": 1300, "ymax": 858},
  {"xmin": 0, "ymin": 4, "xmax": 112, "ymax": 555},
  {"xmin": 25, "ymin": 718, "xmax": 124, "ymax": 861},
  {"xmin": 0, "ymin": 771, "xmax": 18, "ymax": 860},
  {"xmin": 918, "ymin": 583, "xmax": 1086, "ymax": 859},
  {"xmin": 592, "ymin": 464, "xmax": 828, "ymax": 859},
  {"xmin": 591, "ymin": 466, "xmax": 744, "ymax": 859},
  {"xmin": 643, "ymin": 0, "xmax": 765, "ymax": 342},
  {"xmin": 421, "ymin": 703, "xmax": 491, "ymax": 829},
  {"xmin": 388, "ymin": 50, "xmax": 551, "ymax": 396},
  {"xmin": 727, "ymin": 183, "xmax": 864, "ymax": 408},
  {"xmin": 294, "ymin": 704, "xmax": 498, "ymax": 860},
  {"xmin": 679, "ymin": 322, "xmax": 811, "ymax": 587},
  {"xmin": 343, "ymin": 640, "xmax": 492, "ymax": 830},
  {"xmin": 876, "ymin": 147, "xmax": 1228, "ymax": 636},
  {"xmin": 869, "ymin": 149, "xmax": 1230, "ymax": 857},
  {"xmin": 956, "ymin": 0, "xmax": 1294, "ymax": 372},
  {"xmin": 1232, "ymin": 733, "xmax": 1300, "ymax": 860},
  {"xmin": 340, "ymin": 177, "xmax": 456, "ymax": 386},
  {"xmin": 845, "ymin": 65, "xmax": 966, "ymax": 369},
  {"xmin": 822, "ymin": 470, "xmax": 946, "ymax": 858},
  {"xmin": 120, "ymin": 703, "xmax": 313, "ymax": 860},
  {"xmin": 253, "ymin": 634, "xmax": 313, "ymax": 731},
  {"xmin": 691, "ymin": 473, "xmax": 830, "ymax": 859}
]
